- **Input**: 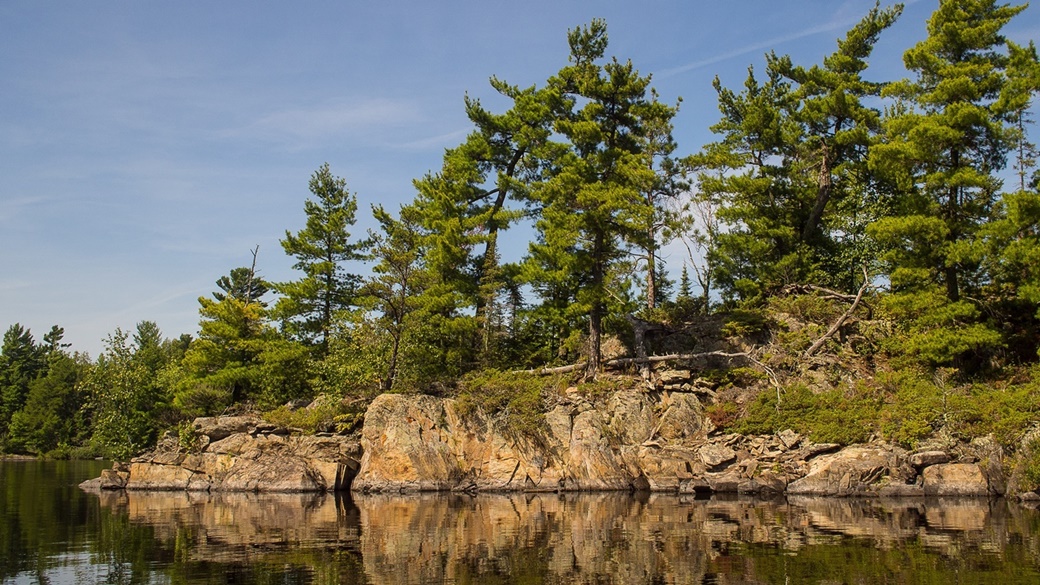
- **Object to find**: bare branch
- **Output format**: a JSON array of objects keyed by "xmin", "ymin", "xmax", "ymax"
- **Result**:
[
  {"xmin": 804, "ymin": 267, "xmax": 871, "ymax": 358},
  {"xmin": 515, "ymin": 350, "xmax": 747, "ymax": 375}
]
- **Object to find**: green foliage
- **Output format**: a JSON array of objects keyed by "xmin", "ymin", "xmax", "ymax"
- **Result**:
[
  {"xmin": 214, "ymin": 266, "xmax": 270, "ymax": 307},
  {"xmin": 720, "ymin": 309, "xmax": 771, "ymax": 340},
  {"xmin": 522, "ymin": 19, "xmax": 677, "ymax": 376},
  {"xmin": 176, "ymin": 420, "xmax": 202, "ymax": 453},
  {"xmin": 724, "ymin": 366, "xmax": 1040, "ymax": 450},
  {"xmin": 176, "ymin": 288, "xmax": 313, "ymax": 413},
  {"xmin": 455, "ymin": 370, "xmax": 564, "ymax": 438},
  {"xmin": 1022, "ymin": 437, "xmax": 1040, "ymax": 491},
  {"xmin": 317, "ymin": 311, "xmax": 391, "ymax": 399},
  {"xmin": 354, "ymin": 205, "xmax": 426, "ymax": 391},
  {"xmin": 734, "ymin": 383, "xmax": 877, "ymax": 445},
  {"xmin": 6, "ymin": 353, "xmax": 90, "ymax": 455},
  {"xmin": 263, "ymin": 394, "xmax": 364, "ymax": 435},
  {"xmin": 870, "ymin": 0, "xmax": 1030, "ymax": 309},
  {"xmin": 0, "ymin": 324, "xmax": 47, "ymax": 442},
  {"xmin": 274, "ymin": 163, "xmax": 368, "ymax": 352},
  {"xmin": 85, "ymin": 328, "xmax": 169, "ymax": 460},
  {"xmin": 879, "ymin": 286, "xmax": 1003, "ymax": 367},
  {"xmin": 767, "ymin": 293, "xmax": 843, "ymax": 324},
  {"xmin": 693, "ymin": 5, "xmax": 901, "ymax": 300},
  {"xmin": 875, "ymin": 370, "xmax": 944, "ymax": 447}
]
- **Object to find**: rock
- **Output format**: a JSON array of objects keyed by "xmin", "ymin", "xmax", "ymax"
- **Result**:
[
  {"xmin": 99, "ymin": 468, "xmax": 129, "ymax": 490},
  {"xmin": 353, "ymin": 394, "xmax": 470, "ymax": 492},
  {"xmin": 922, "ymin": 463, "xmax": 990, "ymax": 496},
  {"xmin": 787, "ymin": 446, "xmax": 906, "ymax": 496},
  {"xmin": 657, "ymin": 370, "xmax": 690, "ymax": 385},
  {"xmin": 193, "ymin": 416, "xmax": 257, "ymax": 441},
  {"xmin": 791, "ymin": 442, "xmax": 842, "ymax": 461},
  {"xmin": 126, "ymin": 461, "xmax": 194, "ymax": 490},
  {"xmin": 777, "ymin": 429, "xmax": 801, "ymax": 450},
  {"xmin": 655, "ymin": 393, "xmax": 708, "ymax": 444},
  {"xmin": 909, "ymin": 450, "xmax": 950, "ymax": 469},
  {"xmin": 699, "ymin": 444, "xmax": 736, "ymax": 469},
  {"xmin": 969, "ymin": 435, "xmax": 1006, "ymax": 496},
  {"xmin": 81, "ymin": 391, "xmax": 1025, "ymax": 498},
  {"xmin": 88, "ymin": 415, "xmax": 361, "ymax": 493}
]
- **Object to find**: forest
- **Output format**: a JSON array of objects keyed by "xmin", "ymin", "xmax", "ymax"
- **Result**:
[{"xmin": 2, "ymin": 0, "xmax": 1039, "ymax": 460}]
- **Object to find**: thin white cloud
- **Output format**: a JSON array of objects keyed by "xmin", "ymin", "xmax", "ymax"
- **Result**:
[
  {"xmin": 0, "ymin": 195, "xmax": 54, "ymax": 222},
  {"xmin": 396, "ymin": 127, "xmax": 471, "ymax": 151},
  {"xmin": 657, "ymin": 21, "xmax": 847, "ymax": 79},
  {"xmin": 0, "ymin": 279, "xmax": 31, "ymax": 292},
  {"xmin": 656, "ymin": 0, "xmax": 928, "ymax": 79},
  {"xmin": 232, "ymin": 98, "xmax": 422, "ymax": 146}
]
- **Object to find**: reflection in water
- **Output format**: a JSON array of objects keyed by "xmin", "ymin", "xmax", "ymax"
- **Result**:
[
  {"xmin": 95, "ymin": 490, "xmax": 1040, "ymax": 584},
  {"xmin": 4, "ymin": 459, "xmax": 1040, "ymax": 585}
]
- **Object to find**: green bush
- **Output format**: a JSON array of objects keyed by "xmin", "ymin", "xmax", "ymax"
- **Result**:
[
  {"xmin": 734, "ymin": 384, "xmax": 877, "ymax": 445},
  {"xmin": 263, "ymin": 393, "xmax": 364, "ymax": 435},
  {"xmin": 455, "ymin": 370, "xmax": 565, "ymax": 439},
  {"xmin": 721, "ymin": 309, "xmax": 771, "ymax": 340}
]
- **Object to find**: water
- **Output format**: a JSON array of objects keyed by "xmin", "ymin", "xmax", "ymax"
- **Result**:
[{"xmin": 3, "ymin": 460, "xmax": 1040, "ymax": 584}]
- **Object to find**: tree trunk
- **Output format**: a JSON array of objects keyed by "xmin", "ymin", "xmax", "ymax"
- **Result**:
[{"xmin": 801, "ymin": 143, "xmax": 832, "ymax": 243}]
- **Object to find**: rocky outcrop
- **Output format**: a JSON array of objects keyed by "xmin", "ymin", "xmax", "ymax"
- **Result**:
[
  {"xmin": 84, "ymin": 416, "xmax": 361, "ymax": 492},
  {"xmin": 353, "ymin": 389, "xmax": 1015, "ymax": 497},
  {"xmin": 84, "ymin": 379, "xmax": 1027, "ymax": 497}
]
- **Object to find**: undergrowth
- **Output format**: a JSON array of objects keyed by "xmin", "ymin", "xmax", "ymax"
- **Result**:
[{"xmin": 454, "ymin": 369, "xmax": 566, "ymax": 439}]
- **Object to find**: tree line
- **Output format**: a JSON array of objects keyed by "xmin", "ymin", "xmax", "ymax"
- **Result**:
[{"xmin": 2, "ymin": 0, "xmax": 1038, "ymax": 458}]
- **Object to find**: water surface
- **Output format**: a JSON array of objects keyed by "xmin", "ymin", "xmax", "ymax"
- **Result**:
[{"xmin": 3, "ymin": 460, "xmax": 1040, "ymax": 584}]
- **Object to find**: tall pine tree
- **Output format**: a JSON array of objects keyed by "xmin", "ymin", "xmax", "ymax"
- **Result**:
[{"xmin": 274, "ymin": 163, "xmax": 368, "ymax": 353}]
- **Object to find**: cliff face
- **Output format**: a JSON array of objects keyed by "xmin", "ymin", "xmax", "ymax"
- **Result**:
[{"xmin": 352, "ymin": 390, "xmax": 1011, "ymax": 497}]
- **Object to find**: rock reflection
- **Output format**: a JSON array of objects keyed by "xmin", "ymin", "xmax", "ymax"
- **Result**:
[
  {"xmin": 96, "ymin": 491, "xmax": 1040, "ymax": 584},
  {"xmin": 97, "ymin": 490, "xmax": 361, "ymax": 564}
]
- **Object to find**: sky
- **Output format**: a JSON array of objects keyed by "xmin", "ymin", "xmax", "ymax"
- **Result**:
[{"xmin": 1, "ymin": 0, "xmax": 1037, "ymax": 358}]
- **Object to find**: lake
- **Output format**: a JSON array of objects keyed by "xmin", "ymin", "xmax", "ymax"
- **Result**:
[{"xmin": 3, "ymin": 459, "xmax": 1040, "ymax": 584}]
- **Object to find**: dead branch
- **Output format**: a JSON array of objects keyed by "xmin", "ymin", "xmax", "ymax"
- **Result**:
[
  {"xmin": 516, "ymin": 351, "xmax": 747, "ymax": 376},
  {"xmin": 804, "ymin": 268, "xmax": 871, "ymax": 358},
  {"xmin": 746, "ymin": 353, "xmax": 784, "ymax": 409}
]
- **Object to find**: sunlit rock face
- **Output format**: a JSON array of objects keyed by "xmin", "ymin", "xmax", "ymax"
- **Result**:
[
  {"xmin": 94, "ymin": 416, "xmax": 362, "ymax": 492},
  {"xmin": 353, "ymin": 391, "xmax": 1015, "ymax": 497},
  {"xmin": 83, "ymin": 385, "xmax": 1018, "ymax": 496},
  {"xmin": 353, "ymin": 390, "xmax": 714, "ymax": 493}
]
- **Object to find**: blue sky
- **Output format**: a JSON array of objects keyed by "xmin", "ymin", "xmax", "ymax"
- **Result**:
[{"xmin": 1, "ymin": 0, "xmax": 1036, "ymax": 357}]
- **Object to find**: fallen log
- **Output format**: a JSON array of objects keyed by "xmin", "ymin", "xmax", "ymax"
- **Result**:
[{"xmin": 517, "ymin": 351, "xmax": 747, "ymax": 375}]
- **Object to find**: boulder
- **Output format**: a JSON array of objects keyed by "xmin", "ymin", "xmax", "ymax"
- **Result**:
[
  {"xmin": 922, "ymin": 463, "xmax": 991, "ymax": 496},
  {"xmin": 699, "ymin": 444, "xmax": 737, "ymax": 469},
  {"xmin": 909, "ymin": 451, "xmax": 950, "ymax": 469},
  {"xmin": 192, "ymin": 416, "xmax": 257, "ymax": 441},
  {"xmin": 88, "ymin": 414, "xmax": 362, "ymax": 493},
  {"xmin": 787, "ymin": 446, "xmax": 908, "ymax": 496}
]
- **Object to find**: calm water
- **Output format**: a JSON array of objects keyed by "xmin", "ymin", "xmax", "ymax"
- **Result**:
[{"xmin": 4, "ymin": 460, "xmax": 1040, "ymax": 584}]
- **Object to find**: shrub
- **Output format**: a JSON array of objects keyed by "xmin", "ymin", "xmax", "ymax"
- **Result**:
[
  {"xmin": 734, "ymin": 384, "xmax": 876, "ymax": 445},
  {"xmin": 455, "ymin": 370, "xmax": 565, "ymax": 439},
  {"xmin": 263, "ymin": 393, "xmax": 364, "ymax": 435}
]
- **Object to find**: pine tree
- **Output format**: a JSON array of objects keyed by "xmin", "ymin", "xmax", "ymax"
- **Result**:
[
  {"xmin": 869, "ymin": 0, "xmax": 1029, "ymax": 367},
  {"xmin": 694, "ymin": 4, "xmax": 900, "ymax": 299},
  {"xmin": 526, "ymin": 20, "xmax": 671, "ymax": 377},
  {"xmin": 275, "ymin": 163, "xmax": 367, "ymax": 353},
  {"xmin": 0, "ymin": 324, "xmax": 45, "ymax": 442}
]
